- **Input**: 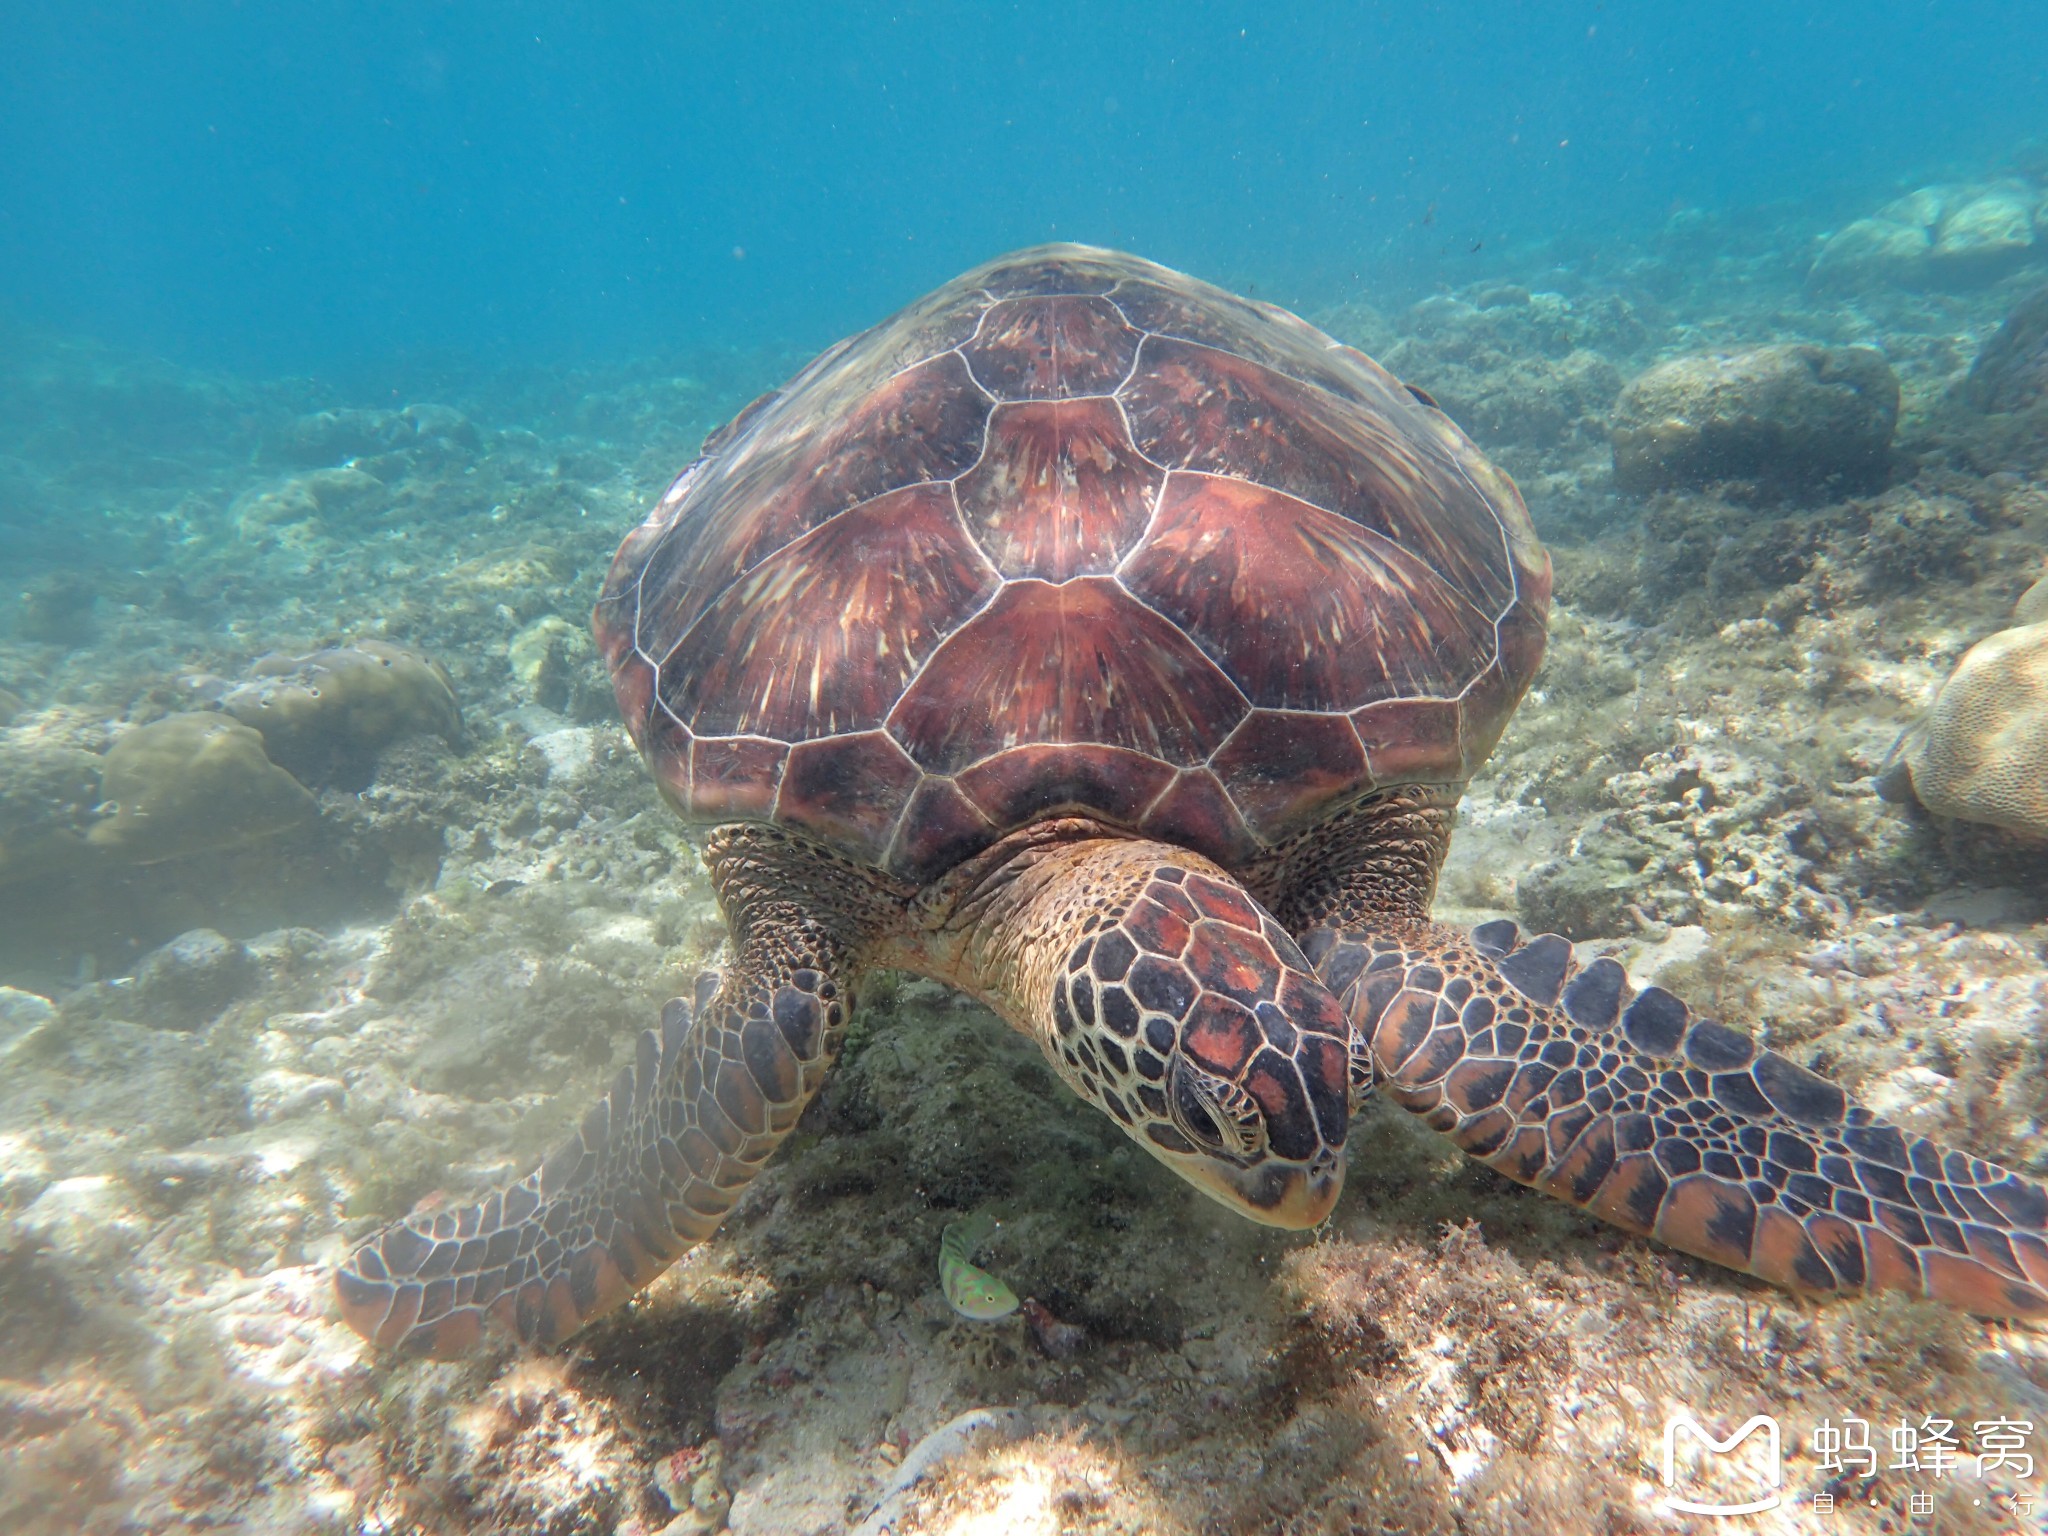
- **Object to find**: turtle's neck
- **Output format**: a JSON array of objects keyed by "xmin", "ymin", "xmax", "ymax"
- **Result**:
[{"xmin": 878, "ymin": 817, "xmax": 1162, "ymax": 1025}]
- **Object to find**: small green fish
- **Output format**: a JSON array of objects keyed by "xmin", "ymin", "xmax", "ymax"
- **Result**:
[{"xmin": 937, "ymin": 1213, "xmax": 1019, "ymax": 1320}]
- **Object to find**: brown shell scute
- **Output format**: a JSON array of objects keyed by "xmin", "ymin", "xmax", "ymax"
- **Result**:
[
  {"xmin": 1121, "ymin": 474, "xmax": 1493, "ymax": 714},
  {"xmin": 1120, "ymin": 337, "xmax": 1514, "ymax": 611},
  {"xmin": 660, "ymin": 483, "xmax": 997, "ymax": 740},
  {"xmin": 628, "ymin": 350, "xmax": 993, "ymax": 665},
  {"xmin": 597, "ymin": 244, "xmax": 1550, "ymax": 882},
  {"xmin": 962, "ymin": 296, "xmax": 1140, "ymax": 400},
  {"xmin": 889, "ymin": 576, "xmax": 1247, "ymax": 774},
  {"xmin": 956, "ymin": 398, "xmax": 1161, "ymax": 581}
]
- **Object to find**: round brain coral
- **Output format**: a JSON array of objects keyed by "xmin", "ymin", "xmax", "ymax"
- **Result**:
[{"xmin": 1897, "ymin": 620, "xmax": 2048, "ymax": 839}]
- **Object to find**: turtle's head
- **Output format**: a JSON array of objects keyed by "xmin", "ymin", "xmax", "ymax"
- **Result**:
[{"xmin": 973, "ymin": 833, "xmax": 1354, "ymax": 1228}]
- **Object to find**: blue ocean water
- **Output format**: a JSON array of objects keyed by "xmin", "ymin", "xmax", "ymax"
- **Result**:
[{"xmin": 4, "ymin": 1, "xmax": 2045, "ymax": 376}]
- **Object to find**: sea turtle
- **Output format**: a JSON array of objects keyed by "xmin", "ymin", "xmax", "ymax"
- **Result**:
[{"xmin": 336, "ymin": 245, "xmax": 2048, "ymax": 1356}]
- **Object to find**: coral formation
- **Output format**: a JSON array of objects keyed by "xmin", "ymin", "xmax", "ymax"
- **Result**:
[
  {"xmin": 1610, "ymin": 343, "xmax": 1899, "ymax": 497},
  {"xmin": 2020, "ymin": 569, "xmax": 2048, "ymax": 625},
  {"xmin": 85, "ymin": 711, "xmax": 316, "ymax": 863},
  {"xmin": 507, "ymin": 612, "xmax": 595, "ymax": 713},
  {"xmin": 219, "ymin": 640, "xmax": 462, "ymax": 790},
  {"xmin": 231, "ymin": 465, "xmax": 391, "ymax": 540},
  {"xmin": 1811, "ymin": 177, "xmax": 2048, "ymax": 288},
  {"xmin": 1614, "ymin": 480, "xmax": 1997, "ymax": 627},
  {"xmin": 1883, "ymin": 619, "xmax": 2048, "ymax": 839},
  {"xmin": 1367, "ymin": 287, "xmax": 1635, "ymax": 454},
  {"xmin": 1515, "ymin": 741, "xmax": 1845, "ymax": 937}
]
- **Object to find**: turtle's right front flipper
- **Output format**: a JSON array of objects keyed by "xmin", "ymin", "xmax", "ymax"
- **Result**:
[
  {"xmin": 334, "ymin": 828, "xmax": 874, "ymax": 1356},
  {"xmin": 1311, "ymin": 917, "xmax": 2048, "ymax": 1319}
]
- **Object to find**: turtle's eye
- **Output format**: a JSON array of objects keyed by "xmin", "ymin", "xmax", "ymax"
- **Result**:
[{"xmin": 1168, "ymin": 1055, "xmax": 1265, "ymax": 1160}]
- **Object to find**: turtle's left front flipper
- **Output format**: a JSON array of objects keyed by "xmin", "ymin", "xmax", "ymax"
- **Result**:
[
  {"xmin": 1309, "ymin": 917, "xmax": 2048, "ymax": 1318},
  {"xmin": 334, "ymin": 826, "xmax": 887, "ymax": 1356}
]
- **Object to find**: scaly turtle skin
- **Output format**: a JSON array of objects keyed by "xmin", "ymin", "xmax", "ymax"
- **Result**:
[{"xmin": 337, "ymin": 246, "xmax": 2048, "ymax": 1355}]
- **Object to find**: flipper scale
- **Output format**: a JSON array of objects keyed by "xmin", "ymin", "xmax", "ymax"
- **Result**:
[
  {"xmin": 1308, "ymin": 916, "xmax": 2048, "ymax": 1320},
  {"xmin": 334, "ymin": 832, "xmax": 858, "ymax": 1357}
]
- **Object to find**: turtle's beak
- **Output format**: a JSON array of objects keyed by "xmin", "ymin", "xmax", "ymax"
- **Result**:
[{"xmin": 1196, "ymin": 1150, "xmax": 1344, "ymax": 1229}]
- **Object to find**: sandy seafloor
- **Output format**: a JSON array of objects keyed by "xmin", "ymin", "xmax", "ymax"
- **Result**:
[{"xmin": 3, "ymin": 175, "xmax": 2048, "ymax": 1536}]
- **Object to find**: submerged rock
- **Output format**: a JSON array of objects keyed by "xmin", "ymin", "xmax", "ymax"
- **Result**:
[
  {"xmin": 508, "ymin": 613, "xmax": 589, "ymax": 712},
  {"xmin": 1610, "ymin": 344, "xmax": 1898, "ymax": 498},
  {"xmin": 1930, "ymin": 183, "xmax": 2040, "ymax": 274},
  {"xmin": 17, "ymin": 1174, "xmax": 147, "ymax": 1267},
  {"xmin": 230, "ymin": 465, "xmax": 391, "ymax": 540},
  {"xmin": 1809, "ymin": 215, "xmax": 1931, "ymax": 288},
  {"xmin": 133, "ymin": 928, "xmax": 256, "ymax": 1029},
  {"xmin": 1965, "ymin": 283, "xmax": 2048, "ymax": 414},
  {"xmin": 0, "ymin": 986, "xmax": 55, "ymax": 1062}
]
